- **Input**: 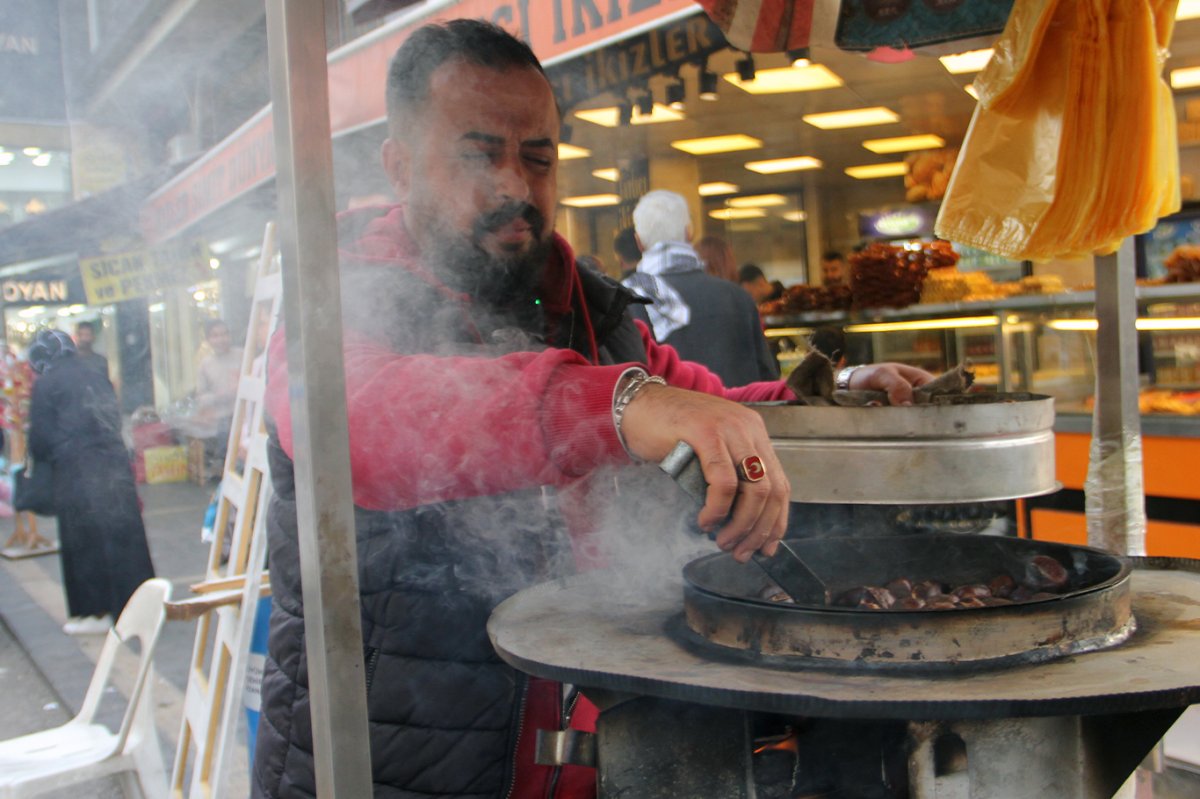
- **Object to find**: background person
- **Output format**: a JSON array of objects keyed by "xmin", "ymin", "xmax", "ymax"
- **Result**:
[
  {"xmin": 196, "ymin": 319, "xmax": 243, "ymax": 473},
  {"xmin": 72, "ymin": 321, "xmax": 109, "ymax": 378},
  {"xmin": 613, "ymin": 226, "xmax": 641, "ymax": 280},
  {"xmin": 623, "ymin": 190, "xmax": 779, "ymax": 386},
  {"xmin": 738, "ymin": 263, "xmax": 785, "ymax": 305},
  {"xmin": 27, "ymin": 329, "xmax": 155, "ymax": 635},
  {"xmin": 821, "ymin": 250, "xmax": 848, "ymax": 288},
  {"xmin": 695, "ymin": 234, "xmax": 738, "ymax": 282}
]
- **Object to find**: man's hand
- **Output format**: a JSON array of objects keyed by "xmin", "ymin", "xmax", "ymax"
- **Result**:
[
  {"xmin": 620, "ymin": 384, "xmax": 789, "ymax": 562},
  {"xmin": 846, "ymin": 363, "xmax": 934, "ymax": 406}
]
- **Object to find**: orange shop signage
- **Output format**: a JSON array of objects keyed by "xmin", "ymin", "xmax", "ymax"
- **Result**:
[{"xmin": 141, "ymin": 0, "xmax": 697, "ymax": 243}]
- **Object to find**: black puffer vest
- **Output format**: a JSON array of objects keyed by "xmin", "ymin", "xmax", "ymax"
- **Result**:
[{"xmin": 252, "ymin": 240, "xmax": 647, "ymax": 798}]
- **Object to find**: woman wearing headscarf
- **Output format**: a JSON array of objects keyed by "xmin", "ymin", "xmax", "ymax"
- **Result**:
[{"xmin": 27, "ymin": 329, "xmax": 155, "ymax": 634}]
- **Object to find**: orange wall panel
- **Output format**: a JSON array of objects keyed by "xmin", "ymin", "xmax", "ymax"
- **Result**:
[{"xmin": 1032, "ymin": 509, "xmax": 1200, "ymax": 558}]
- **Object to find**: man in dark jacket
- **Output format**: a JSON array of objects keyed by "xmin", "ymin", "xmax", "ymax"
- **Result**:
[
  {"xmin": 254, "ymin": 19, "xmax": 931, "ymax": 799},
  {"xmin": 624, "ymin": 190, "xmax": 779, "ymax": 386}
]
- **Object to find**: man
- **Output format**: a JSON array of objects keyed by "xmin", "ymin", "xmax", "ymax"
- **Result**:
[
  {"xmin": 738, "ymin": 263, "xmax": 784, "ymax": 305},
  {"xmin": 256, "ymin": 19, "xmax": 929, "ymax": 799},
  {"xmin": 612, "ymin": 225, "xmax": 640, "ymax": 280},
  {"xmin": 72, "ymin": 321, "xmax": 109, "ymax": 378},
  {"xmin": 623, "ymin": 190, "xmax": 778, "ymax": 386},
  {"xmin": 196, "ymin": 319, "xmax": 243, "ymax": 472},
  {"xmin": 821, "ymin": 249, "xmax": 848, "ymax": 288}
]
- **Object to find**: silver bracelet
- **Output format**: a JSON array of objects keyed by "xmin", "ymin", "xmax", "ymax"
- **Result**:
[
  {"xmin": 835, "ymin": 365, "xmax": 864, "ymax": 391},
  {"xmin": 612, "ymin": 368, "xmax": 667, "ymax": 460}
]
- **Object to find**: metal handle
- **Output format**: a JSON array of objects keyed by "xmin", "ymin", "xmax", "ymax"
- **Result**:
[{"xmin": 658, "ymin": 441, "xmax": 708, "ymax": 508}]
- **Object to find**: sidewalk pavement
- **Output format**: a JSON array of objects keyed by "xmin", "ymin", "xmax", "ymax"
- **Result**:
[{"xmin": 0, "ymin": 478, "xmax": 226, "ymax": 794}]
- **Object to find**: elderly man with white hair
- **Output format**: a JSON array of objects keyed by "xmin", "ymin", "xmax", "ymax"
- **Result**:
[{"xmin": 623, "ymin": 189, "xmax": 779, "ymax": 386}]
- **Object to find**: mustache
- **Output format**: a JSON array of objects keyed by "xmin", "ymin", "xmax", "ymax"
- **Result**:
[{"xmin": 475, "ymin": 202, "xmax": 546, "ymax": 240}]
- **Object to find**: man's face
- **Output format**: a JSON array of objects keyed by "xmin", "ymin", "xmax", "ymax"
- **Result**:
[
  {"xmin": 207, "ymin": 324, "xmax": 232, "ymax": 355},
  {"xmin": 822, "ymin": 258, "xmax": 845, "ymax": 285},
  {"xmin": 75, "ymin": 326, "xmax": 94, "ymax": 351},
  {"xmin": 383, "ymin": 59, "xmax": 559, "ymax": 305},
  {"xmin": 743, "ymin": 277, "xmax": 772, "ymax": 303}
]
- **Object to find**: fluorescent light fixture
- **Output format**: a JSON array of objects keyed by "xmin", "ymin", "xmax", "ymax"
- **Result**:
[
  {"xmin": 1178, "ymin": 0, "xmax": 1200, "ymax": 19},
  {"xmin": 671, "ymin": 134, "xmax": 763, "ymax": 155},
  {"xmin": 964, "ymin": 84, "xmax": 980, "ymax": 100},
  {"xmin": 1171, "ymin": 66, "xmax": 1200, "ymax": 90},
  {"xmin": 574, "ymin": 103, "xmax": 684, "ymax": 127},
  {"xmin": 764, "ymin": 326, "xmax": 814, "ymax": 338},
  {"xmin": 31, "ymin": 153, "xmax": 51, "ymax": 167},
  {"xmin": 745, "ymin": 156, "xmax": 823, "ymax": 174},
  {"xmin": 845, "ymin": 162, "xmax": 908, "ymax": 179},
  {"xmin": 0, "ymin": 153, "xmax": 14, "ymax": 166},
  {"xmin": 591, "ymin": 168, "xmax": 619, "ymax": 182},
  {"xmin": 698, "ymin": 182, "xmax": 739, "ymax": 196},
  {"xmin": 862, "ymin": 134, "xmax": 946, "ymax": 154},
  {"xmin": 17, "ymin": 306, "xmax": 45, "ymax": 318},
  {"xmin": 22, "ymin": 147, "xmax": 41, "ymax": 156},
  {"xmin": 781, "ymin": 210, "xmax": 807, "ymax": 222},
  {"xmin": 558, "ymin": 143, "xmax": 591, "ymax": 160},
  {"xmin": 561, "ymin": 193, "xmax": 620, "ymax": 208},
  {"xmin": 709, "ymin": 208, "xmax": 767, "ymax": 220},
  {"xmin": 723, "ymin": 64, "xmax": 843, "ymax": 94},
  {"xmin": 939, "ymin": 49, "xmax": 994, "ymax": 74},
  {"xmin": 845, "ymin": 316, "xmax": 999, "ymax": 333},
  {"xmin": 803, "ymin": 107, "xmax": 899, "ymax": 130},
  {"xmin": 727, "ymin": 194, "xmax": 788, "ymax": 208},
  {"xmin": 1047, "ymin": 317, "xmax": 1200, "ymax": 331},
  {"xmin": 68, "ymin": 304, "xmax": 86, "ymax": 313}
]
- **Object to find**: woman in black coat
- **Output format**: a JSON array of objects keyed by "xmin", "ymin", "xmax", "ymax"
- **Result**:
[{"xmin": 27, "ymin": 329, "xmax": 155, "ymax": 634}]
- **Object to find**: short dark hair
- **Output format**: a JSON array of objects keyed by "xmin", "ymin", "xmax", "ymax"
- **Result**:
[
  {"xmin": 613, "ymin": 227, "xmax": 641, "ymax": 264},
  {"xmin": 822, "ymin": 250, "xmax": 844, "ymax": 262},
  {"xmin": 75, "ymin": 321, "xmax": 96, "ymax": 334},
  {"xmin": 738, "ymin": 263, "xmax": 766, "ymax": 284},
  {"xmin": 203, "ymin": 319, "xmax": 229, "ymax": 338},
  {"xmin": 386, "ymin": 20, "xmax": 550, "ymax": 133}
]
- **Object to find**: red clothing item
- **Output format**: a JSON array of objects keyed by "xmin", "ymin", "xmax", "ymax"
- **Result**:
[{"xmin": 264, "ymin": 205, "xmax": 793, "ymax": 512}]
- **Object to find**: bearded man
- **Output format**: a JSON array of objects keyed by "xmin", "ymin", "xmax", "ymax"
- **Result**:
[{"xmin": 253, "ymin": 19, "xmax": 930, "ymax": 799}]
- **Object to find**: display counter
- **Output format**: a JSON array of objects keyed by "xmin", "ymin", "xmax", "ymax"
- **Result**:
[{"xmin": 763, "ymin": 283, "xmax": 1200, "ymax": 556}]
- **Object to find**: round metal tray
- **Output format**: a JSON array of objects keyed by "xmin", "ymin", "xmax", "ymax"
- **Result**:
[
  {"xmin": 751, "ymin": 394, "xmax": 1057, "ymax": 503},
  {"xmin": 681, "ymin": 535, "xmax": 1134, "ymax": 671}
]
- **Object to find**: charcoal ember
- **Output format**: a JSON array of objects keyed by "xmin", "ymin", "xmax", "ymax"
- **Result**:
[
  {"xmin": 894, "ymin": 596, "xmax": 926, "ymax": 610},
  {"xmin": 885, "ymin": 578, "xmax": 914, "ymax": 599},
  {"xmin": 952, "ymin": 584, "xmax": 992, "ymax": 601},
  {"xmin": 988, "ymin": 574, "xmax": 1017, "ymax": 599},
  {"xmin": 1024, "ymin": 555, "xmax": 1069, "ymax": 590}
]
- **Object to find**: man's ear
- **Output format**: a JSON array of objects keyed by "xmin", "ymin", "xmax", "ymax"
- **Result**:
[{"xmin": 381, "ymin": 137, "xmax": 411, "ymax": 202}]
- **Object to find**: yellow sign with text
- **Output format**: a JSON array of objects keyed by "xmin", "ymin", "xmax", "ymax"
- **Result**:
[{"xmin": 80, "ymin": 240, "xmax": 209, "ymax": 304}]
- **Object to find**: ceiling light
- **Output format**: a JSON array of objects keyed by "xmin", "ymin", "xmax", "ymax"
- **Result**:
[
  {"xmin": 0, "ymin": 153, "xmax": 14, "ymax": 166},
  {"xmin": 561, "ymin": 194, "xmax": 620, "ymax": 208},
  {"xmin": 735, "ymin": 54, "xmax": 756, "ymax": 82},
  {"xmin": 803, "ymin": 106, "xmax": 899, "ymax": 129},
  {"xmin": 787, "ymin": 48, "xmax": 811, "ymax": 68},
  {"xmin": 209, "ymin": 257, "xmax": 221, "ymax": 270},
  {"xmin": 558, "ymin": 143, "xmax": 591, "ymax": 160},
  {"xmin": 939, "ymin": 48, "xmax": 994, "ymax": 74},
  {"xmin": 964, "ymin": 84, "xmax": 980, "ymax": 100},
  {"xmin": 698, "ymin": 182, "xmax": 740, "ymax": 196},
  {"xmin": 745, "ymin": 156, "xmax": 823, "ymax": 174},
  {"xmin": 575, "ymin": 103, "xmax": 685, "ymax": 127},
  {"xmin": 1178, "ymin": 0, "xmax": 1200, "ymax": 19},
  {"xmin": 31, "ymin": 153, "xmax": 51, "ymax": 167},
  {"xmin": 782, "ymin": 211, "xmax": 807, "ymax": 222},
  {"xmin": 1047, "ymin": 317, "xmax": 1200, "ymax": 331},
  {"xmin": 862, "ymin": 134, "xmax": 946, "ymax": 154},
  {"xmin": 727, "ymin": 194, "xmax": 788, "ymax": 208},
  {"xmin": 670, "ymin": 134, "xmax": 763, "ymax": 155},
  {"xmin": 22, "ymin": 147, "xmax": 40, "ymax": 156},
  {"xmin": 591, "ymin": 167, "xmax": 619, "ymax": 182},
  {"xmin": 635, "ymin": 92, "xmax": 654, "ymax": 116},
  {"xmin": 1171, "ymin": 66, "xmax": 1200, "ymax": 90},
  {"xmin": 845, "ymin": 162, "xmax": 908, "ymax": 179},
  {"xmin": 723, "ymin": 64, "xmax": 843, "ymax": 94},
  {"xmin": 709, "ymin": 208, "xmax": 767, "ymax": 220},
  {"xmin": 666, "ymin": 80, "xmax": 686, "ymax": 110},
  {"xmin": 699, "ymin": 70, "xmax": 719, "ymax": 101}
]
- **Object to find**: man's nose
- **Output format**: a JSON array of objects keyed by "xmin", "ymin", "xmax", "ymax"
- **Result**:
[{"xmin": 494, "ymin": 160, "xmax": 532, "ymax": 202}]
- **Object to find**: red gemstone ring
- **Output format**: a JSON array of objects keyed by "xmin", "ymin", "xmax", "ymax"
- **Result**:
[{"xmin": 737, "ymin": 455, "xmax": 767, "ymax": 483}]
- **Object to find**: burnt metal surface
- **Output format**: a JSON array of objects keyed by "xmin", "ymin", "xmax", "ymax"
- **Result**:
[
  {"xmin": 751, "ymin": 395, "xmax": 1057, "ymax": 503},
  {"xmin": 682, "ymin": 536, "xmax": 1133, "ymax": 670},
  {"xmin": 488, "ymin": 557, "xmax": 1200, "ymax": 720}
]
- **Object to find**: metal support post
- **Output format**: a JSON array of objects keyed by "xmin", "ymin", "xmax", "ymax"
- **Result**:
[
  {"xmin": 265, "ymin": 1, "xmax": 373, "ymax": 796},
  {"xmin": 1088, "ymin": 240, "xmax": 1147, "ymax": 555}
]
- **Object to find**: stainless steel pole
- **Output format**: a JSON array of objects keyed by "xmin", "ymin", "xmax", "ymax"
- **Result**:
[
  {"xmin": 1087, "ymin": 239, "xmax": 1147, "ymax": 556},
  {"xmin": 264, "ymin": 1, "xmax": 373, "ymax": 795}
]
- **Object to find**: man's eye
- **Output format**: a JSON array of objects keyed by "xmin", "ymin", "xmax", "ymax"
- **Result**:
[{"xmin": 525, "ymin": 155, "xmax": 553, "ymax": 169}]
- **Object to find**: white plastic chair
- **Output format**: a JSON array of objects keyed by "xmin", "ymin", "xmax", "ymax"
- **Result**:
[{"xmin": 0, "ymin": 578, "xmax": 172, "ymax": 799}]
